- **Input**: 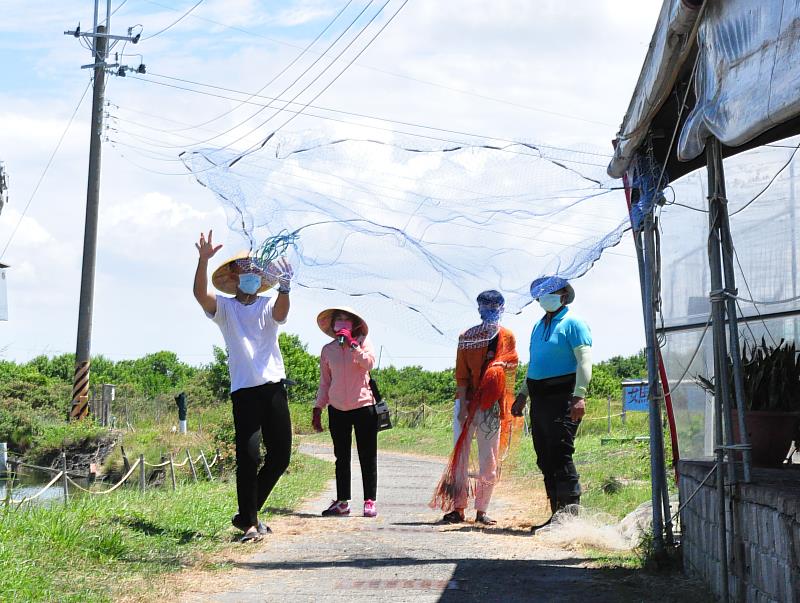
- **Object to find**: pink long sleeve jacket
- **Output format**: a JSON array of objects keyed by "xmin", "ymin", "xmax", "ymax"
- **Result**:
[{"xmin": 315, "ymin": 336, "xmax": 377, "ymax": 411}]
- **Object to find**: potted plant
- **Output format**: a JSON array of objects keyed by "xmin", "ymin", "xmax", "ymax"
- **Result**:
[{"xmin": 698, "ymin": 338, "xmax": 800, "ymax": 466}]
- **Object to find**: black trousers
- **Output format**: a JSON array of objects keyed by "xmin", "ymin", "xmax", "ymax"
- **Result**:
[
  {"xmin": 528, "ymin": 375, "xmax": 581, "ymax": 502},
  {"xmin": 328, "ymin": 405, "xmax": 378, "ymax": 501},
  {"xmin": 231, "ymin": 381, "xmax": 292, "ymax": 526}
]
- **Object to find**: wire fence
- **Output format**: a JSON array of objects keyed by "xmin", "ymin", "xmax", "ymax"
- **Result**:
[{"xmin": 2, "ymin": 448, "xmax": 219, "ymax": 509}]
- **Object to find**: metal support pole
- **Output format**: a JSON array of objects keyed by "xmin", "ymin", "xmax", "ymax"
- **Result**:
[
  {"xmin": 706, "ymin": 140, "xmax": 731, "ymax": 603},
  {"xmin": 71, "ymin": 24, "xmax": 109, "ymax": 420},
  {"xmin": 168, "ymin": 453, "xmax": 176, "ymax": 491},
  {"xmin": 707, "ymin": 143, "xmax": 737, "ymax": 486},
  {"xmin": 710, "ymin": 139, "xmax": 752, "ymax": 483},
  {"xmin": 791, "ymin": 161, "xmax": 798, "ymax": 345},
  {"xmin": 642, "ymin": 217, "xmax": 666, "ymax": 555},
  {"xmin": 61, "ymin": 452, "xmax": 69, "ymax": 506},
  {"xmin": 607, "ymin": 396, "xmax": 611, "ymax": 435},
  {"xmin": 139, "ymin": 454, "xmax": 145, "ymax": 492}
]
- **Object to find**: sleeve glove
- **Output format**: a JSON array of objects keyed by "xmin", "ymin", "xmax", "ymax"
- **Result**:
[{"xmin": 335, "ymin": 328, "xmax": 358, "ymax": 348}]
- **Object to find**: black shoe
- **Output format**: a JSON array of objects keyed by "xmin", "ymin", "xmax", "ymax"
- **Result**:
[
  {"xmin": 530, "ymin": 515, "xmax": 553, "ymax": 534},
  {"xmin": 475, "ymin": 512, "xmax": 497, "ymax": 526},
  {"xmin": 442, "ymin": 510, "xmax": 465, "ymax": 523},
  {"xmin": 232, "ymin": 512, "xmax": 271, "ymax": 535}
]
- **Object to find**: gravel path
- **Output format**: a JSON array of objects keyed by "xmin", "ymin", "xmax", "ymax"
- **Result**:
[{"xmin": 179, "ymin": 444, "xmax": 711, "ymax": 603}]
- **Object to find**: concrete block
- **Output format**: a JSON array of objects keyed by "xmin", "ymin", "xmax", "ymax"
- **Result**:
[
  {"xmin": 759, "ymin": 554, "xmax": 772, "ymax": 592},
  {"xmin": 750, "ymin": 544, "xmax": 762, "ymax": 588},
  {"xmin": 778, "ymin": 562, "xmax": 793, "ymax": 603},
  {"xmin": 759, "ymin": 512, "xmax": 775, "ymax": 552},
  {"xmin": 773, "ymin": 515, "xmax": 789, "ymax": 558}
]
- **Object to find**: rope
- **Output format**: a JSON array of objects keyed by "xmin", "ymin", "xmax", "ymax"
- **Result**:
[
  {"xmin": 206, "ymin": 454, "xmax": 219, "ymax": 468},
  {"xmin": 143, "ymin": 460, "xmax": 171, "ymax": 468},
  {"xmin": 670, "ymin": 463, "xmax": 717, "ymax": 524},
  {"xmin": 8, "ymin": 471, "xmax": 64, "ymax": 506},
  {"xmin": 65, "ymin": 459, "xmax": 141, "ymax": 495},
  {"xmin": 10, "ymin": 459, "xmax": 88, "ymax": 479},
  {"xmin": 581, "ymin": 412, "xmax": 625, "ymax": 422}
]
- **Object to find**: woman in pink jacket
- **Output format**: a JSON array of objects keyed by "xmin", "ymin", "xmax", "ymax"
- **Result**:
[{"xmin": 312, "ymin": 306, "xmax": 379, "ymax": 518}]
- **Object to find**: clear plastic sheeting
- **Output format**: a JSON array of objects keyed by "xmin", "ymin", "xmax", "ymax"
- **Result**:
[
  {"xmin": 607, "ymin": 0, "xmax": 702, "ymax": 178},
  {"xmin": 678, "ymin": 0, "xmax": 800, "ymax": 161},
  {"xmin": 183, "ymin": 135, "xmax": 629, "ymax": 341},
  {"xmin": 661, "ymin": 139, "xmax": 800, "ymax": 329},
  {"xmin": 658, "ymin": 138, "xmax": 800, "ymax": 458},
  {"xmin": 661, "ymin": 327, "xmax": 714, "ymax": 460}
]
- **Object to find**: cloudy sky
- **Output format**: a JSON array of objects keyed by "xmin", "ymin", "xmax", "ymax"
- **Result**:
[{"xmin": 0, "ymin": 0, "xmax": 661, "ymax": 370}]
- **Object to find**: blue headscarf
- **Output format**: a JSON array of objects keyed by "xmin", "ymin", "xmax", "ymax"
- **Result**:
[{"xmin": 477, "ymin": 289, "xmax": 505, "ymax": 323}]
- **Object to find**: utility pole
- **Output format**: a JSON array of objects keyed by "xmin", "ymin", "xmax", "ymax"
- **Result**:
[
  {"xmin": 790, "ymin": 161, "xmax": 798, "ymax": 345},
  {"xmin": 65, "ymin": 2, "xmax": 139, "ymax": 419}
]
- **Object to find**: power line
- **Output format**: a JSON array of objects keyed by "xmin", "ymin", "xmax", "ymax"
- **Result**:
[
  {"xmin": 141, "ymin": 0, "xmax": 204, "ymax": 40},
  {"xmin": 139, "ymin": 0, "xmax": 614, "ymax": 127},
  {"xmin": 132, "ymin": 71, "xmax": 613, "ymax": 158},
  {"xmin": 117, "ymin": 78, "xmax": 612, "ymax": 171},
  {"xmin": 0, "ymin": 80, "xmax": 92, "ymax": 260},
  {"xmin": 166, "ymin": 0, "xmax": 357, "ymax": 134},
  {"xmin": 162, "ymin": 0, "xmax": 384, "ymax": 151},
  {"xmin": 226, "ymin": 0, "xmax": 408, "ymax": 161},
  {"xmin": 111, "ymin": 84, "xmax": 611, "ymax": 169}
]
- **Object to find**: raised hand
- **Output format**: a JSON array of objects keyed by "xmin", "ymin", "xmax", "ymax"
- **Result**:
[
  {"xmin": 268, "ymin": 257, "xmax": 294, "ymax": 292},
  {"xmin": 195, "ymin": 230, "xmax": 222, "ymax": 261}
]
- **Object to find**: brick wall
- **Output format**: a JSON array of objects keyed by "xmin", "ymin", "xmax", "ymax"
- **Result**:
[{"xmin": 679, "ymin": 461, "xmax": 800, "ymax": 602}]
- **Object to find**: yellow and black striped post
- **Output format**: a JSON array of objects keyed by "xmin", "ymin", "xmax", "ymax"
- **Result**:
[{"xmin": 70, "ymin": 361, "xmax": 91, "ymax": 420}]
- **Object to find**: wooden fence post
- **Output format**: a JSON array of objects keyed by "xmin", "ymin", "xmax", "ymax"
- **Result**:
[
  {"xmin": 139, "ymin": 454, "xmax": 145, "ymax": 492},
  {"xmin": 187, "ymin": 449, "xmax": 198, "ymax": 483},
  {"xmin": 168, "ymin": 453, "xmax": 176, "ymax": 491},
  {"xmin": 199, "ymin": 451, "xmax": 213, "ymax": 480},
  {"xmin": 607, "ymin": 396, "xmax": 612, "ymax": 435},
  {"xmin": 61, "ymin": 452, "xmax": 69, "ymax": 506}
]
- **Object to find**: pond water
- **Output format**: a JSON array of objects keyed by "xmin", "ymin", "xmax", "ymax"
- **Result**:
[{"xmin": 1, "ymin": 467, "xmax": 67, "ymax": 505}]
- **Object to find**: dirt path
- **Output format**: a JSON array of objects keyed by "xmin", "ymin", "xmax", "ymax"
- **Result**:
[{"xmin": 178, "ymin": 444, "xmax": 710, "ymax": 603}]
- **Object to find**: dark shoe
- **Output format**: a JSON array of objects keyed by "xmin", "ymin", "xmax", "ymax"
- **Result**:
[
  {"xmin": 232, "ymin": 512, "xmax": 271, "ymax": 535},
  {"xmin": 442, "ymin": 510, "xmax": 465, "ymax": 523},
  {"xmin": 475, "ymin": 512, "xmax": 497, "ymax": 526},
  {"xmin": 321, "ymin": 500, "xmax": 351, "ymax": 516},
  {"xmin": 239, "ymin": 526, "xmax": 263, "ymax": 543},
  {"xmin": 530, "ymin": 515, "xmax": 553, "ymax": 533}
]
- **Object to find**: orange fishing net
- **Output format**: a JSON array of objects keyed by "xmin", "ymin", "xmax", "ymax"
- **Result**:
[{"xmin": 430, "ymin": 328, "xmax": 521, "ymax": 513}]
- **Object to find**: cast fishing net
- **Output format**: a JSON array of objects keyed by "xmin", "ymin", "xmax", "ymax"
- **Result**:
[{"xmin": 182, "ymin": 133, "xmax": 629, "ymax": 342}]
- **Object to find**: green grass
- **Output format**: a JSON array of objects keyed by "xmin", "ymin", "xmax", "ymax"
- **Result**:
[{"xmin": 0, "ymin": 450, "xmax": 330, "ymax": 603}]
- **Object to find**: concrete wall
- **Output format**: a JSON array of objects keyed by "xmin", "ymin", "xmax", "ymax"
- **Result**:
[{"xmin": 679, "ymin": 461, "xmax": 800, "ymax": 602}]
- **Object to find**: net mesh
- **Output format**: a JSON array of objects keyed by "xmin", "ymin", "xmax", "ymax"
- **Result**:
[{"xmin": 183, "ymin": 134, "xmax": 628, "ymax": 341}]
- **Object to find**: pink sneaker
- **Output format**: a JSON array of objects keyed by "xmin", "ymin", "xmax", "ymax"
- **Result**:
[
  {"xmin": 363, "ymin": 499, "xmax": 377, "ymax": 517},
  {"xmin": 321, "ymin": 500, "xmax": 350, "ymax": 516}
]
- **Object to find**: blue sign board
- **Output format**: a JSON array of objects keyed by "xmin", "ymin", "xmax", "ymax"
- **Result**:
[{"xmin": 622, "ymin": 380, "xmax": 649, "ymax": 412}]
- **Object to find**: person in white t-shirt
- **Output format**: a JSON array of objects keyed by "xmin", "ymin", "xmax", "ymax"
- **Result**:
[{"xmin": 193, "ymin": 230, "xmax": 293, "ymax": 543}]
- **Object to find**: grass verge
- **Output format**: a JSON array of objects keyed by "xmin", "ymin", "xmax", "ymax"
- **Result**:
[{"xmin": 0, "ymin": 450, "xmax": 330, "ymax": 603}]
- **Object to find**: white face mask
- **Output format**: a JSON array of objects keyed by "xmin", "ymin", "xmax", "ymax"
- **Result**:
[{"xmin": 538, "ymin": 293, "xmax": 563, "ymax": 313}]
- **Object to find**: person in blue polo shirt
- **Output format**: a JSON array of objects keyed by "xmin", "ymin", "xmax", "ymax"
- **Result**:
[{"xmin": 511, "ymin": 276, "xmax": 592, "ymax": 532}]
